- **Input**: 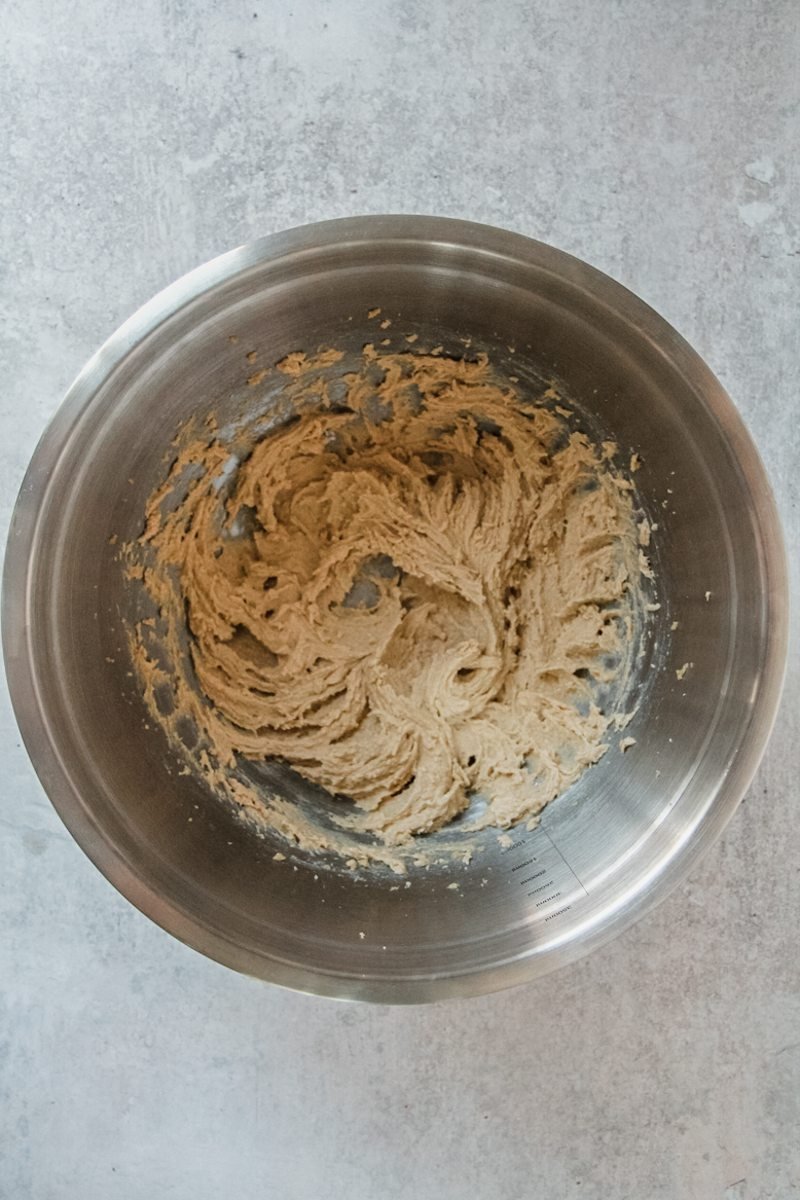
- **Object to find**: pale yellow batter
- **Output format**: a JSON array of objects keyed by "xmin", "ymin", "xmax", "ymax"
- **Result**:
[{"xmin": 130, "ymin": 345, "xmax": 647, "ymax": 851}]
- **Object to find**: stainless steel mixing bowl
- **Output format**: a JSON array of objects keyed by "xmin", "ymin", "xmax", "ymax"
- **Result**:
[{"xmin": 3, "ymin": 216, "xmax": 787, "ymax": 1002}]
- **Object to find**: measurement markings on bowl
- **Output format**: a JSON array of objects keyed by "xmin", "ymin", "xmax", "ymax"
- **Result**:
[{"xmin": 501, "ymin": 827, "xmax": 589, "ymax": 920}]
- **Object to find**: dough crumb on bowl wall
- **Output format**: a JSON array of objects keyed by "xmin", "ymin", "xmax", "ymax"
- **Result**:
[{"xmin": 124, "ymin": 337, "xmax": 657, "ymax": 870}]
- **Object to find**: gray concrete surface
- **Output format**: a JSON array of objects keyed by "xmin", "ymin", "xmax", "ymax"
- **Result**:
[{"xmin": 1, "ymin": 1, "xmax": 798, "ymax": 1197}]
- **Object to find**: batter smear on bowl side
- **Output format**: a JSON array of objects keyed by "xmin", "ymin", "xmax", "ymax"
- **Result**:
[{"xmin": 129, "ymin": 344, "xmax": 651, "ymax": 853}]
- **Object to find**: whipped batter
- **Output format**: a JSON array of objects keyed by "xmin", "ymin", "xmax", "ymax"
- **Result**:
[{"xmin": 130, "ymin": 344, "xmax": 649, "ymax": 852}]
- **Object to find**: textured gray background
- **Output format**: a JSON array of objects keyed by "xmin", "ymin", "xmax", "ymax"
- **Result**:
[{"xmin": 1, "ymin": 2, "xmax": 799, "ymax": 1197}]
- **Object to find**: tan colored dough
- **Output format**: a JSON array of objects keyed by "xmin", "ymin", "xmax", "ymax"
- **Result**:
[{"xmin": 130, "ymin": 348, "xmax": 646, "ymax": 849}]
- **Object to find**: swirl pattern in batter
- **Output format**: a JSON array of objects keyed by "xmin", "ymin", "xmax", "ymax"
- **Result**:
[{"xmin": 131, "ymin": 345, "xmax": 647, "ymax": 849}]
